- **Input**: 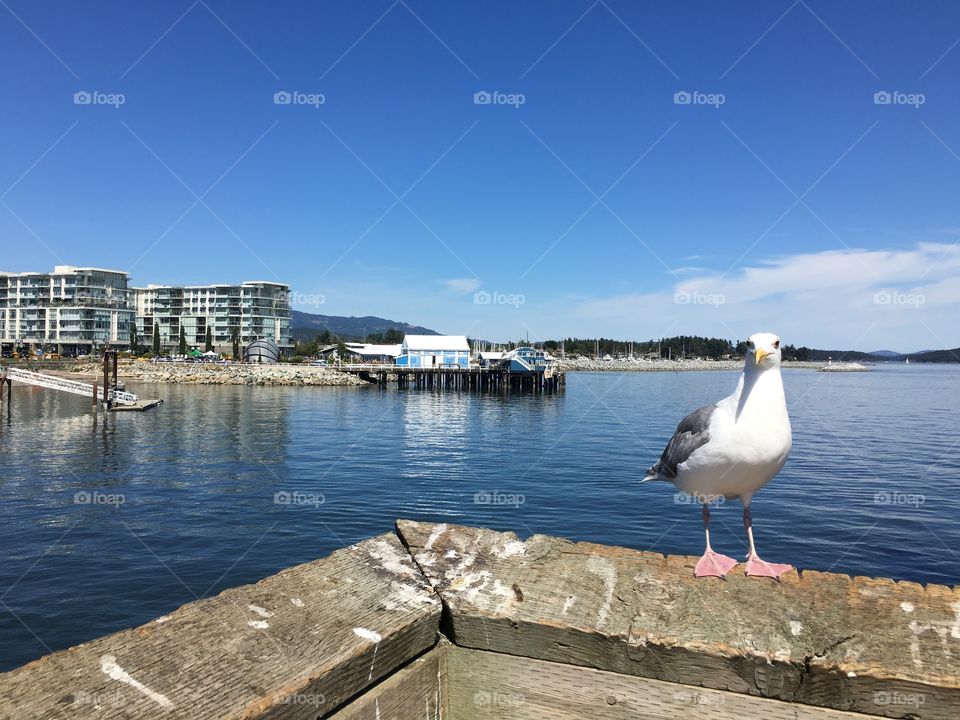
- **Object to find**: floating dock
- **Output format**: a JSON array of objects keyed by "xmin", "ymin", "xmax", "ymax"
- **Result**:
[
  {"xmin": 109, "ymin": 398, "xmax": 164, "ymax": 412},
  {"xmin": 1, "ymin": 521, "xmax": 956, "ymax": 718}
]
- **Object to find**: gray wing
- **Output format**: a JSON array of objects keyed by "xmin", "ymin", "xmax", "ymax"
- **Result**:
[{"xmin": 646, "ymin": 404, "xmax": 716, "ymax": 479}]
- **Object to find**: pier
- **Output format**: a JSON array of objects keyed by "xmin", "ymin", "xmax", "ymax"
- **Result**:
[
  {"xmin": 1, "ymin": 521, "xmax": 956, "ymax": 719},
  {"xmin": 338, "ymin": 364, "xmax": 566, "ymax": 392},
  {"xmin": 1, "ymin": 352, "xmax": 161, "ymax": 411}
]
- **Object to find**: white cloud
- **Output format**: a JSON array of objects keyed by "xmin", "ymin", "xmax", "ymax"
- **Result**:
[
  {"xmin": 440, "ymin": 277, "xmax": 482, "ymax": 294},
  {"xmin": 575, "ymin": 242, "xmax": 960, "ymax": 351}
]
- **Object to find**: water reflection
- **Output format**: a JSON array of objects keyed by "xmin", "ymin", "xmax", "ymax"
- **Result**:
[{"xmin": 0, "ymin": 367, "xmax": 957, "ymax": 673}]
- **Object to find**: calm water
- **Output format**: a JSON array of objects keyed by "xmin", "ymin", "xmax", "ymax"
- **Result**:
[{"xmin": 1, "ymin": 365, "xmax": 958, "ymax": 671}]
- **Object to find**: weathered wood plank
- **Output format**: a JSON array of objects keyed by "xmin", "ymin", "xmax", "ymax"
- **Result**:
[
  {"xmin": 446, "ymin": 645, "xmax": 881, "ymax": 719},
  {"xmin": 398, "ymin": 520, "xmax": 960, "ymax": 720},
  {"xmin": 0, "ymin": 532, "xmax": 441, "ymax": 720},
  {"xmin": 328, "ymin": 644, "xmax": 446, "ymax": 720}
]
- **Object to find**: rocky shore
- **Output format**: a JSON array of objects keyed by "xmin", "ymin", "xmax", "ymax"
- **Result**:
[
  {"xmin": 557, "ymin": 357, "xmax": 824, "ymax": 372},
  {"xmin": 64, "ymin": 361, "xmax": 364, "ymax": 386}
]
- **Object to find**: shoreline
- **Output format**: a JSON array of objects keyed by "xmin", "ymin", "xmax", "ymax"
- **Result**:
[
  {"xmin": 7, "ymin": 358, "xmax": 828, "ymax": 387},
  {"xmin": 54, "ymin": 361, "xmax": 365, "ymax": 386},
  {"xmin": 558, "ymin": 358, "xmax": 825, "ymax": 372}
]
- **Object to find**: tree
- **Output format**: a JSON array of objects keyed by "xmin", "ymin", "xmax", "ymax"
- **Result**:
[
  {"xmin": 232, "ymin": 329, "xmax": 241, "ymax": 360},
  {"xmin": 129, "ymin": 320, "xmax": 138, "ymax": 354},
  {"xmin": 383, "ymin": 328, "xmax": 404, "ymax": 344},
  {"xmin": 336, "ymin": 340, "xmax": 348, "ymax": 364},
  {"xmin": 205, "ymin": 325, "xmax": 213, "ymax": 352},
  {"xmin": 178, "ymin": 326, "xmax": 187, "ymax": 356},
  {"xmin": 152, "ymin": 322, "xmax": 161, "ymax": 356},
  {"xmin": 319, "ymin": 329, "xmax": 332, "ymax": 345}
]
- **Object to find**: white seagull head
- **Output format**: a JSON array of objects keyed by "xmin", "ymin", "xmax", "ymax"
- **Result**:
[{"xmin": 745, "ymin": 332, "xmax": 782, "ymax": 371}]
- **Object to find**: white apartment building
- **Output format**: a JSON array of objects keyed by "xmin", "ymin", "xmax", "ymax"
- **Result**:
[
  {"xmin": 0, "ymin": 266, "xmax": 133, "ymax": 355},
  {"xmin": 133, "ymin": 281, "xmax": 291, "ymax": 354}
]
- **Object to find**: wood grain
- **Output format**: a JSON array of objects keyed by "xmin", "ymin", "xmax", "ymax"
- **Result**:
[
  {"xmin": 446, "ymin": 645, "xmax": 881, "ymax": 719},
  {"xmin": 398, "ymin": 519, "xmax": 960, "ymax": 720},
  {"xmin": 0, "ymin": 532, "xmax": 441, "ymax": 719}
]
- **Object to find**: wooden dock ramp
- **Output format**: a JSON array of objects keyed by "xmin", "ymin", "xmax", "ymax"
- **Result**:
[{"xmin": 1, "ymin": 521, "xmax": 956, "ymax": 718}]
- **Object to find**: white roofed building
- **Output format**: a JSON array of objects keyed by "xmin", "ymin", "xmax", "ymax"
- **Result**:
[{"xmin": 397, "ymin": 334, "xmax": 470, "ymax": 368}]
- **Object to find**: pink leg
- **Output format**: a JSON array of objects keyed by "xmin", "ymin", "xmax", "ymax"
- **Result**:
[
  {"xmin": 694, "ymin": 504, "xmax": 738, "ymax": 578},
  {"xmin": 742, "ymin": 505, "xmax": 793, "ymax": 579}
]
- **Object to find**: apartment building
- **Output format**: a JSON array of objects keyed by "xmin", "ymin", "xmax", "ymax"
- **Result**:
[
  {"xmin": 0, "ymin": 266, "xmax": 133, "ymax": 355},
  {"xmin": 133, "ymin": 281, "xmax": 292, "ymax": 354}
]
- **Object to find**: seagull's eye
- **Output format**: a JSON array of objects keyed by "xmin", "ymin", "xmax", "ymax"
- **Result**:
[
  {"xmin": 773, "ymin": 340, "xmax": 780, "ymax": 349},
  {"xmin": 747, "ymin": 340, "xmax": 754, "ymax": 348}
]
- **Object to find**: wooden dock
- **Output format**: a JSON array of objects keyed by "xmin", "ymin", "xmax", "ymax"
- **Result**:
[
  {"xmin": 1, "ymin": 521, "xmax": 956, "ymax": 718},
  {"xmin": 339, "ymin": 364, "xmax": 566, "ymax": 392}
]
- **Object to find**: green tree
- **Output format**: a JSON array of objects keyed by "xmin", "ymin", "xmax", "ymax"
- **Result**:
[
  {"xmin": 232, "ymin": 328, "xmax": 240, "ymax": 360},
  {"xmin": 383, "ymin": 328, "xmax": 403, "ymax": 344},
  {"xmin": 336, "ymin": 340, "xmax": 348, "ymax": 364},
  {"xmin": 152, "ymin": 322, "xmax": 160, "ymax": 355},
  {"xmin": 129, "ymin": 320, "xmax": 138, "ymax": 355},
  {"xmin": 319, "ymin": 329, "xmax": 332, "ymax": 345},
  {"xmin": 178, "ymin": 326, "xmax": 187, "ymax": 355},
  {"xmin": 204, "ymin": 325, "xmax": 213, "ymax": 352}
]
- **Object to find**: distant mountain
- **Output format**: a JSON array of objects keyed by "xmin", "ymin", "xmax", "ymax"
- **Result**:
[
  {"xmin": 868, "ymin": 350, "xmax": 901, "ymax": 358},
  {"xmin": 289, "ymin": 310, "xmax": 438, "ymax": 342},
  {"xmin": 908, "ymin": 348, "xmax": 960, "ymax": 363}
]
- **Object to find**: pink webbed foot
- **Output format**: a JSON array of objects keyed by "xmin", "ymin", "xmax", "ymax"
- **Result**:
[
  {"xmin": 744, "ymin": 553, "xmax": 793, "ymax": 579},
  {"xmin": 694, "ymin": 550, "xmax": 739, "ymax": 578}
]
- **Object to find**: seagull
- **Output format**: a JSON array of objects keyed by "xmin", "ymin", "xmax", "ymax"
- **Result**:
[{"xmin": 643, "ymin": 332, "xmax": 793, "ymax": 579}]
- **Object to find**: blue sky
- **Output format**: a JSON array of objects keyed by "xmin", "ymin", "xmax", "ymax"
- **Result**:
[{"xmin": 3, "ymin": 1, "xmax": 960, "ymax": 351}]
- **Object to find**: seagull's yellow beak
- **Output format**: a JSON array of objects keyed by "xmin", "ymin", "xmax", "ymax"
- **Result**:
[{"xmin": 755, "ymin": 348, "xmax": 769, "ymax": 364}]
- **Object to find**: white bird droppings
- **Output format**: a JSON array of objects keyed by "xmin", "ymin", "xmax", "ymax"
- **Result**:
[
  {"xmin": 494, "ymin": 540, "xmax": 526, "ymax": 558},
  {"xmin": 901, "ymin": 602, "xmax": 914, "ymax": 613},
  {"xmin": 100, "ymin": 655, "xmax": 173, "ymax": 708},
  {"xmin": 248, "ymin": 604, "xmax": 273, "ymax": 618},
  {"xmin": 247, "ymin": 620, "xmax": 269, "ymax": 629},
  {"xmin": 789, "ymin": 621, "xmax": 803, "ymax": 636},
  {"xmin": 155, "ymin": 616, "xmax": 170, "ymax": 624},
  {"xmin": 562, "ymin": 596, "xmax": 576, "ymax": 615},
  {"xmin": 586, "ymin": 556, "xmax": 616, "ymax": 627},
  {"xmin": 354, "ymin": 627, "xmax": 382, "ymax": 643},
  {"xmin": 368, "ymin": 540, "xmax": 416, "ymax": 579},
  {"xmin": 354, "ymin": 627, "xmax": 382, "ymax": 680},
  {"xmin": 425, "ymin": 523, "xmax": 448, "ymax": 550},
  {"xmin": 290, "ymin": 598, "xmax": 304, "ymax": 608}
]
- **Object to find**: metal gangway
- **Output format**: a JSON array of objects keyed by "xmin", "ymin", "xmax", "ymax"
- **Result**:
[{"xmin": 2, "ymin": 368, "xmax": 139, "ymax": 406}]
